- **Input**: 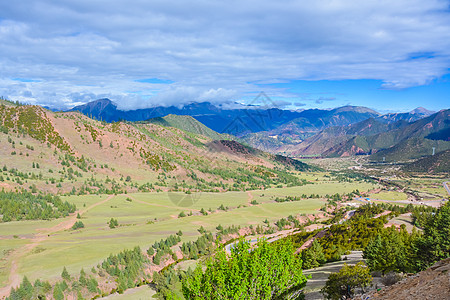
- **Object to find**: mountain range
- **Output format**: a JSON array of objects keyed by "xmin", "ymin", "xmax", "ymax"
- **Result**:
[
  {"xmin": 0, "ymin": 100, "xmax": 314, "ymax": 195},
  {"xmin": 70, "ymin": 99, "xmax": 386, "ymax": 136},
  {"xmin": 69, "ymin": 99, "xmax": 448, "ymax": 162},
  {"xmin": 1, "ymin": 99, "xmax": 444, "ymax": 169},
  {"xmin": 280, "ymin": 108, "xmax": 450, "ymax": 162}
]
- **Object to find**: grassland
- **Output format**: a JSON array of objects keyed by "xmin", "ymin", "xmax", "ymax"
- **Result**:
[
  {"xmin": 0, "ymin": 178, "xmax": 380, "ymax": 290},
  {"xmin": 370, "ymin": 191, "xmax": 408, "ymax": 200},
  {"xmin": 103, "ymin": 285, "xmax": 156, "ymax": 300}
]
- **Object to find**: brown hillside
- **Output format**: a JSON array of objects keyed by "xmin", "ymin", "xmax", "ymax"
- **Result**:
[{"xmin": 368, "ymin": 258, "xmax": 450, "ymax": 300}]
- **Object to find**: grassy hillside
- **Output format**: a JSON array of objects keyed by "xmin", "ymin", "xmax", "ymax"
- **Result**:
[
  {"xmin": 402, "ymin": 149, "xmax": 450, "ymax": 173},
  {"xmin": 0, "ymin": 104, "xmax": 312, "ymax": 196},
  {"xmin": 145, "ymin": 114, "xmax": 224, "ymax": 141}
]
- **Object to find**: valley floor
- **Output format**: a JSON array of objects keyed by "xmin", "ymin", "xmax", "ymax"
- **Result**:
[{"xmin": 0, "ymin": 171, "xmax": 446, "ymax": 299}]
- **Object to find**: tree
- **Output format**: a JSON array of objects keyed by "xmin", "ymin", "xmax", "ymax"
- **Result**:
[
  {"xmin": 415, "ymin": 201, "xmax": 450, "ymax": 270},
  {"xmin": 61, "ymin": 266, "xmax": 70, "ymax": 281},
  {"xmin": 72, "ymin": 221, "xmax": 84, "ymax": 230},
  {"xmin": 321, "ymin": 262, "xmax": 372, "ymax": 300},
  {"xmin": 302, "ymin": 239, "xmax": 326, "ymax": 269},
  {"xmin": 363, "ymin": 227, "xmax": 412, "ymax": 274},
  {"xmin": 108, "ymin": 218, "xmax": 119, "ymax": 229},
  {"xmin": 182, "ymin": 238, "xmax": 308, "ymax": 299},
  {"xmin": 53, "ymin": 283, "xmax": 64, "ymax": 300}
]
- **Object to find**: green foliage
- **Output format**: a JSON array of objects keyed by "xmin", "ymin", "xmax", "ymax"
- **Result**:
[
  {"xmin": 321, "ymin": 262, "xmax": 372, "ymax": 300},
  {"xmin": 317, "ymin": 204, "xmax": 388, "ymax": 260},
  {"xmin": 152, "ymin": 268, "xmax": 187, "ymax": 299},
  {"xmin": 100, "ymin": 246, "xmax": 147, "ymax": 293},
  {"xmin": 301, "ymin": 239, "xmax": 326, "ymax": 269},
  {"xmin": 87, "ymin": 277, "xmax": 99, "ymax": 293},
  {"xmin": 362, "ymin": 201, "xmax": 450, "ymax": 273},
  {"xmin": 108, "ymin": 218, "xmax": 119, "ymax": 229},
  {"xmin": 181, "ymin": 233, "xmax": 214, "ymax": 260},
  {"xmin": 7, "ymin": 276, "xmax": 33, "ymax": 300},
  {"xmin": 363, "ymin": 226, "xmax": 418, "ymax": 274},
  {"xmin": 182, "ymin": 238, "xmax": 307, "ymax": 299},
  {"xmin": 53, "ymin": 283, "xmax": 65, "ymax": 300},
  {"xmin": 61, "ymin": 266, "xmax": 71, "ymax": 281},
  {"xmin": 0, "ymin": 105, "xmax": 71, "ymax": 151},
  {"xmin": 72, "ymin": 221, "xmax": 85, "ymax": 230},
  {"xmin": 414, "ymin": 201, "xmax": 450, "ymax": 270},
  {"xmin": 0, "ymin": 190, "xmax": 76, "ymax": 222}
]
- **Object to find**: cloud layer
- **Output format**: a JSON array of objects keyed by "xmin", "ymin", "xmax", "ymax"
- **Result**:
[{"xmin": 1, "ymin": 0, "xmax": 450, "ymax": 110}]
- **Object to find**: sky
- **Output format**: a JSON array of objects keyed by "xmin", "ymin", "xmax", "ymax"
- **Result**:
[{"xmin": 1, "ymin": 0, "xmax": 450, "ymax": 112}]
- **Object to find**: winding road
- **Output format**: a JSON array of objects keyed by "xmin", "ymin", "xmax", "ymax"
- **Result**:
[{"xmin": 443, "ymin": 181, "xmax": 450, "ymax": 196}]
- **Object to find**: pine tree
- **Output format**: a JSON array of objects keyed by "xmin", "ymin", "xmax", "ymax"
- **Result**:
[
  {"xmin": 61, "ymin": 266, "xmax": 71, "ymax": 281},
  {"xmin": 53, "ymin": 283, "xmax": 64, "ymax": 300},
  {"xmin": 302, "ymin": 239, "xmax": 326, "ymax": 269}
]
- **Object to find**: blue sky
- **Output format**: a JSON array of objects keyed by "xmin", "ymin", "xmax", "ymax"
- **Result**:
[
  {"xmin": 253, "ymin": 76, "xmax": 450, "ymax": 112},
  {"xmin": 0, "ymin": 0, "xmax": 450, "ymax": 112}
]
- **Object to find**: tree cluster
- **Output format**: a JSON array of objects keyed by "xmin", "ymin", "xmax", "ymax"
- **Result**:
[
  {"xmin": 182, "ymin": 238, "xmax": 308, "ymax": 299},
  {"xmin": 0, "ymin": 190, "xmax": 76, "ymax": 222}
]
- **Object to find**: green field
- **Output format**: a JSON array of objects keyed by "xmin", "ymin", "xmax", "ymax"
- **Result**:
[
  {"xmin": 103, "ymin": 285, "xmax": 156, "ymax": 300},
  {"xmin": 0, "ymin": 178, "xmax": 379, "ymax": 292},
  {"xmin": 371, "ymin": 190, "xmax": 408, "ymax": 200}
]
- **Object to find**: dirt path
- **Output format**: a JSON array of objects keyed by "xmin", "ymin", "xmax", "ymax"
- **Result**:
[
  {"xmin": 0, "ymin": 195, "xmax": 115, "ymax": 299},
  {"xmin": 247, "ymin": 191, "xmax": 254, "ymax": 205}
]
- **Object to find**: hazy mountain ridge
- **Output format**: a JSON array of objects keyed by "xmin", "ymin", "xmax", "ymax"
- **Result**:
[
  {"xmin": 70, "ymin": 99, "xmax": 383, "ymax": 137},
  {"xmin": 286, "ymin": 109, "xmax": 450, "ymax": 161}
]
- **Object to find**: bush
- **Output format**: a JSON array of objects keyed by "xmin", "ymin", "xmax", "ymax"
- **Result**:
[
  {"xmin": 321, "ymin": 262, "xmax": 372, "ymax": 300},
  {"xmin": 381, "ymin": 272, "xmax": 403, "ymax": 286},
  {"xmin": 72, "ymin": 221, "xmax": 84, "ymax": 230},
  {"xmin": 108, "ymin": 218, "xmax": 119, "ymax": 229}
]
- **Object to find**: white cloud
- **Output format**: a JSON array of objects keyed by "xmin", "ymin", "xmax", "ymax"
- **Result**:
[{"xmin": 0, "ymin": 0, "xmax": 449, "ymax": 109}]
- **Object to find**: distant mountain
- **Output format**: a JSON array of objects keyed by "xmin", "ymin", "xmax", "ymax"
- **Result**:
[
  {"xmin": 239, "ymin": 105, "xmax": 381, "ymax": 152},
  {"xmin": 283, "ymin": 109, "xmax": 450, "ymax": 160},
  {"xmin": 283, "ymin": 118, "xmax": 409, "ymax": 156},
  {"xmin": 70, "ymin": 100, "xmax": 381, "ymax": 138},
  {"xmin": 69, "ymin": 99, "xmax": 446, "ymax": 161},
  {"xmin": 410, "ymin": 107, "xmax": 436, "ymax": 116},
  {"xmin": 369, "ymin": 109, "xmax": 450, "ymax": 161},
  {"xmin": 376, "ymin": 107, "xmax": 436, "ymax": 123},
  {"xmin": 270, "ymin": 106, "xmax": 380, "ymax": 135},
  {"xmin": 70, "ymin": 99, "xmax": 299, "ymax": 134}
]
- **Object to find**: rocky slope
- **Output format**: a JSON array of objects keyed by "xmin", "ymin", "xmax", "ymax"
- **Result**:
[{"xmin": 367, "ymin": 258, "xmax": 450, "ymax": 300}]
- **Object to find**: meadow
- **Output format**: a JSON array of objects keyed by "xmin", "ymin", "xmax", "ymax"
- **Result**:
[{"xmin": 0, "ymin": 178, "xmax": 380, "ymax": 289}]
